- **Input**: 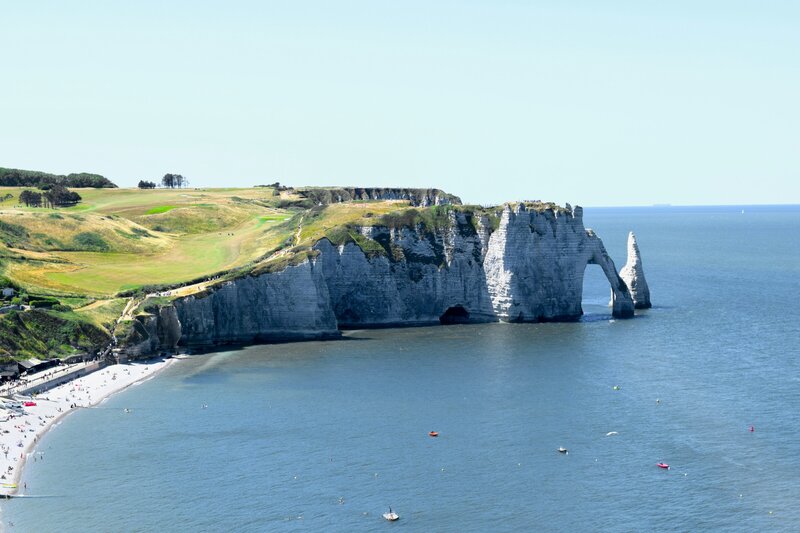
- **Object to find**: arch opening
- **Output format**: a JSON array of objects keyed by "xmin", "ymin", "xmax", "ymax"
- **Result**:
[
  {"xmin": 439, "ymin": 305, "xmax": 470, "ymax": 325},
  {"xmin": 582, "ymin": 263, "xmax": 610, "ymax": 312}
]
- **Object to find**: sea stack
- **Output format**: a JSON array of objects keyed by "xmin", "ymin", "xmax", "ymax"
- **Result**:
[{"xmin": 620, "ymin": 232, "xmax": 651, "ymax": 309}]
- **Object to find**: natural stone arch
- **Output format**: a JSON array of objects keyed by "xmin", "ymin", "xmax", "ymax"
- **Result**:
[{"xmin": 587, "ymin": 247, "xmax": 634, "ymax": 319}]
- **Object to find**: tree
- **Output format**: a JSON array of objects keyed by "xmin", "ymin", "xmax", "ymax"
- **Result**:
[
  {"xmin": 19, "ymin": 190, "xmax": 42, "ymax": 207},
  {"xmin": 43, "ymin": 185, "xmax": 81, "ymax": 207},
  {"xmin": 138, "ymin": 180, "xmax": 156, "ymax": 189},
  {"xmin": 20, "ymin": 186, "xmax": 79, "ymax": 208},
  {"xmin": 161, "ymin": 173, "xmax": 188, "ymax": 189}
]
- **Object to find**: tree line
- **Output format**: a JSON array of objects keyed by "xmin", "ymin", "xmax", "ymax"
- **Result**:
[
  {"xmin": 138, "ymin": 173, "xmax": 190, "ymax": 189},
  {"xmin": 0, "ymin": 167, "xmax": 117, "ymax": 188},
  {"xmin": 19, "ymin": 185, "xmax": 82, "ymax": 208}
]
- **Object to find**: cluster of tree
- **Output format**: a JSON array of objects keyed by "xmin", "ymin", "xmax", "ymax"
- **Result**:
[
  {"xmin": 161, "ymin": 173, "xmax": 189, "ymax": 189},
  {"xmin": 255, "ymin": 182, "xmax": 291, "ymax": 191},
  {"xmin": 19, "ymin": 185, "xmax": 82, "ymax": 208},
  {"xmin": 0, "ymin": 167, "xmax": 117, "ymax": 188},
  {"xmin": 136, "ymin": 174, "xmax": 189, "ymax": 189}
]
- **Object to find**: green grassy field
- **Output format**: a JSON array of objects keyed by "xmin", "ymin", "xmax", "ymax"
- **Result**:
[
  {"xmin": 0, "ymin": 186, "xmax": 425, "ymax": 298},
  {"xmin": 0, "ymin": 186, "xmax": 304, "ymax": 296}
]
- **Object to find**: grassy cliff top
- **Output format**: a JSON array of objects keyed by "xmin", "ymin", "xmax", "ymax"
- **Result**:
[{"xmin": 0, "ymin": 185, "xmax": 566, "ymax": 300}]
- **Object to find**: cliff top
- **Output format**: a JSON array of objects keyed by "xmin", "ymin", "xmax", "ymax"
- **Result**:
[{"xmin": 295, "ymin": 187, "xmax": 462, "ymax": 207}]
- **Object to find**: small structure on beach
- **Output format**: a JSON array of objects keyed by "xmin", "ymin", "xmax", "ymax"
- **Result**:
[
  {"xmin": 0, "ymin": 362, "xmax": 19, "ymax": 381},
  {"xmin": 17, "ymin": 358, "xmax": 57, "ymax": 376}
]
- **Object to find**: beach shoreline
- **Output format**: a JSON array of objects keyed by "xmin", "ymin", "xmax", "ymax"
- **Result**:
[{"xmin": 0, "ymin": 357, "xmax": 174, "ymax": 498}]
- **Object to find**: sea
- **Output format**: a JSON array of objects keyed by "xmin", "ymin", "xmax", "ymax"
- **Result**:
[{"xmin": 3, "ymin": 205, "xmax": 800, "ymax": 532}]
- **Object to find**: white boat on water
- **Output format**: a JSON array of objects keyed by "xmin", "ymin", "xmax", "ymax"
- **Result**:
[{"xmin": 383, "ymin": 510, "xmax": 399, "ymax": 521}]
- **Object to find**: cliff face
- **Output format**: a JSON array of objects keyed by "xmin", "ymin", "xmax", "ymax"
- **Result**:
[
  {"xmin": 133, "ymin": 203, "xmax": 643, "ymax": 352},
  {"xmin": 125, "ymin": 306, "xmax": 182, "ymax": 356},
  {"xmin": 484, "ymin": 204, "xmax": 633, "ymax": 321},
  {"xmin": 315, "ymin": 210, "xmax": 495, "ymax": 326},
  {"xmin": 172, "ymin": 260, "xmax": 340, "ymax": 346}
]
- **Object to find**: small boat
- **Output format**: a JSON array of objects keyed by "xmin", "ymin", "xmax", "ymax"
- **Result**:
[
  {"xmin": 428, "ymin": 431, "xmax": 439, "ymax": 437},
  {"xmin": 558, "ymin": 447, "xmax": 568, "ymax": 454},
  {"xmin": 657, "ymin": 462, "xmax": 669, "ymax": 469},
  {"xmin": 23, "ymin": 402, "xmax": 36, "ymax": 407},
  {"xmin": 383, "ymin": 509, "xmax": 399, "ymax": 521}
]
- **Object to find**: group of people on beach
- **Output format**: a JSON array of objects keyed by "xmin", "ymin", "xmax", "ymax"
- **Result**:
[{"xmin": 0, "ymin": 360, "xmax": 170, "ymax": 499}]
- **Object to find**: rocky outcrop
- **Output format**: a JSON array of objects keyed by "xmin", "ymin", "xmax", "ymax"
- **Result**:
[
  {"xmin": 130, "ymin": 203, "xmax": 645, "ymax": 353},
  {"xmin": 620, "ymin": 232, "xmax": 651, "ymax": 309},
  {"xmin": 125, "ymin": 306, "xmax": 183, "ymax": 356},
  {"xmin": 485, "ymin": 204, "xmax": 633, "ymax": 320},
  {"xmin": 297, "ymin": 187, "xmax": 461, "ymax": 207}
]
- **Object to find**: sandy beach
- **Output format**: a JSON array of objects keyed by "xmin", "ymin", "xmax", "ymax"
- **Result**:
[{"xmin": 0, "ymin": 358, "xmax": 173, "ymax": 497}]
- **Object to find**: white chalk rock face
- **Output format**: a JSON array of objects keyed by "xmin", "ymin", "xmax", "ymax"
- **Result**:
[
  {"xmin": 620, "ymin": 232, "xmax": 651, "ymax": 309},
  {"xmin": 173, "ymin": 259, "xmax": 340, "ymax": 347},
  {"xmin": 314, "ymin": 211, "xmax": 496, "ymax": 326},
  {"xmin": 483, "ymin": 204, "xmax": 634, "ymax": 320},
  {"xmin": 130, "ymin": 203, "xmax": 643, "ymax": 354}
]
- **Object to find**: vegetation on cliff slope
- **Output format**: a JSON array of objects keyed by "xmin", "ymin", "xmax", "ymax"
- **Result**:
[{"xmin": 0, "ymin": 309, "xmax": 110, "ymax": 359}]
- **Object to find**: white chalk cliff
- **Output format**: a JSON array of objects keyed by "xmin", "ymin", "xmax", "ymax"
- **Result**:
[
  {"xmin": 127, "ymin": 203, "xmax": 648, "ymax": 353},
  {"xmin": 619, "ymin": 231, "xmax": 651, "ymax": 309}
]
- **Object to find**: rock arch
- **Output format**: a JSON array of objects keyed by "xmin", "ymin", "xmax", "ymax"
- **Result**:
[{"xmin": 588, "ymin": 244, "xmax": 634, "ymax": 318}]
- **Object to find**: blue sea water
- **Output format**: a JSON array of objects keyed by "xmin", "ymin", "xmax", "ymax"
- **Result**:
[{"xmin": 4, "ymin": 205, "xmax": 800, "ymax": 532}]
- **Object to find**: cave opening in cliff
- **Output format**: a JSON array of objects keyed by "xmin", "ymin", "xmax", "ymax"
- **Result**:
[
  {"xmin": 439, "ymin": 305, "xmax": 470, "ymax": 325},
  {"xmin": 339, "ymin": 308, "xmax": 360, "ymax": 325}
]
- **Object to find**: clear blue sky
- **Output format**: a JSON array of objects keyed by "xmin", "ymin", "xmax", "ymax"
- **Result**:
[{"xmin": 1, "ymin": 1, "xmax": 797, "ymax": 206}]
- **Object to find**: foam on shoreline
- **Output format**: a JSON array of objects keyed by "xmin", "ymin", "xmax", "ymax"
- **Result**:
[{"xmin": 0, "ymin": 358, "xmax": 174, "ymax": 498}]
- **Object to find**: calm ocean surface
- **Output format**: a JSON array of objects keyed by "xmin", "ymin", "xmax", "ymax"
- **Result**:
[{"xmin": 4, "ymin": 205, "xmax": 800, "ymax": 532}]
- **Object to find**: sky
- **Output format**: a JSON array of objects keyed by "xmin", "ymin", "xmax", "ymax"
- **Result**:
[{"xmin": 1, "ymin": 1, "xmax": 797, "ymax": 206}]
